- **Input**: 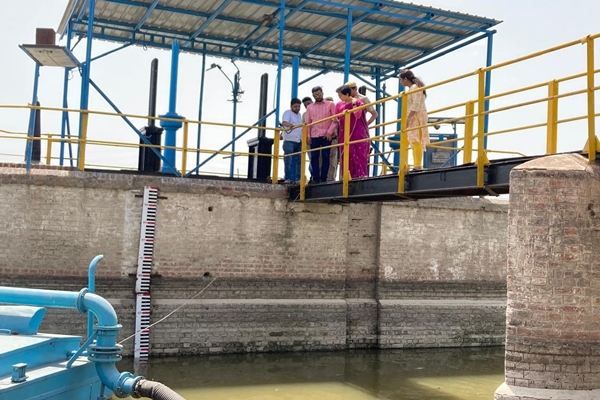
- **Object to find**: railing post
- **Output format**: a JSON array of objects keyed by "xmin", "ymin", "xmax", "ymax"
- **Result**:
[
  {"xmin": 181, "ymin": 120, "xmax": 189, "ymax": 175},
  {"xmin": 476, "ymin": 69, "xmax": 489, "ymax": 188},
  {"xmin": 586, "ymin": 36, "xmax": 597, "ymax": 162},
  {"xmin": 463, "ymin": 101, "xmax": 475, "ymax": 164},
  {"xmin": 397, "ymin": 93, "xmax": 409, "ymax": 194},
  {"xmin": 300, "ymin": 125, "xmax": 307, "ymax": 201},
  {"xmin": 343, "ymin": 110, "xmax": 351, "ymax": 198},
  {"xmin": 78, "ymin": 112, "xmax": 88, "ymax": 171},
  {"xmin": 546, "ymin": 80, "xmax": 559, "ymax": 155},
  {"xmin": 272, "ymin": 128, "xmax": 280, "ymax": 184},
  {"xmin": 46, "ymin": 134, "xmax": 53, "ymax": 166}
]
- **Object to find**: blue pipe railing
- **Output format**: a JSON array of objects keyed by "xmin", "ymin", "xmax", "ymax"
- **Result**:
[
  {"xmin": 0, "ymin": 285, "xmax": 141, "ymax": 398},
  {"xmin": 87, "ymin": 254, "xmax": 103, "ymax": 339}
]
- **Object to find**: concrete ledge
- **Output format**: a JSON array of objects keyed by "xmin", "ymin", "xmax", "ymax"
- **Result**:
[
  {"xmin": 0, "ymin": 166, "xmax": 287, "ymax": 199},
  {"xmin": 495, "ymin": 383, "xmax": 600, "ymax": 400},
  {"xmin": 380, "ymin": 299, "xmax": 506, "ymax": 306},
  {"xmin": 153, "ymin": 299, "xmax": 346, "ymax": 306},
  {"xmin": 383, "ymin": 196, "xmax": 508, "ymax": 212}
]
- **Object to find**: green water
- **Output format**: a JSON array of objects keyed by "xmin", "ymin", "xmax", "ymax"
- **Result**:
[{"xmin": 120, "ymin": 347, "xmax": 505, "ymax": 400}]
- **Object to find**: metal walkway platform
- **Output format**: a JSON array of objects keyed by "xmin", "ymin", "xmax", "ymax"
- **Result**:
[{"xmin": 288, "ymin": 154, "xmax": 551, "ymax": 202}]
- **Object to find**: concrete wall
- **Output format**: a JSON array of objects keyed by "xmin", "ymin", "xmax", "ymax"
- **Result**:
[{"xmin": 0, "ymin": 165, "xmax": 508, "ymax": 356}]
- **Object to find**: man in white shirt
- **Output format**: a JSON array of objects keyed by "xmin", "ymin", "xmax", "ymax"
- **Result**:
[{"xmin": 281, "ymin": 98, "xmax": 303, "ymax": 183}]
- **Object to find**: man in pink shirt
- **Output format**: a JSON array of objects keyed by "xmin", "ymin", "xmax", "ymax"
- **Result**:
[{"xmin": 304, "ymin": 86, "xmax": 338, "ymax": 183}]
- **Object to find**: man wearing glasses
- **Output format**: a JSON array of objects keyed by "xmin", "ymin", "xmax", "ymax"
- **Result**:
[{"xmin": 304, "ymin": 86, "xmax": 338, "ymax": 183}]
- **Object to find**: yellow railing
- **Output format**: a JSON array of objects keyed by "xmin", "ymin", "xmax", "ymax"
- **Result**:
[{"xmin": 0, "ymin": 33, "xmax": 599, "ymax": 200}]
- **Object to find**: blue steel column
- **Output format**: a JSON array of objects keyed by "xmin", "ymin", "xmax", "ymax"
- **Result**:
[
  {"xmin": 483, "ymin": 31, "xmax": 494, "ymax": 149},
  {"xmin": 373, "ymin": 67, "xmax": 381, "ymax": 176},
  {"xmin": 389, "ymin": 77, "xmax": 403, "ymax": 171},
  {"xmin": 60, "ymin": 23, "xmax": 73, "ymax": 166},
  {"xmin": 275, "ymin": 0, "xmax": 285, "ymax": 127},
  {"xmin": 344, "ymin": 10, "xmax": 353, "ymax": 82},
  {"xmin": 291, "ymin": 56, "xmax": 300, "ymax": 99},
  {"xmin": 77, "ymin": 0, "xmax": 95, "ymax": 168},
  {"xmin": 25, "ymin": 63, "xmax": 40, "ymax": 170},
  {"xmin": 159, "ymin": 40, "xmax": 183, "ymax": 175},
  {"xmin": 230, "ymin": 71, "xmax": 240, "ymax": 177},
  {"xmin": 196, "ymin": 44, "xmax": 206, "ymax": 174}
]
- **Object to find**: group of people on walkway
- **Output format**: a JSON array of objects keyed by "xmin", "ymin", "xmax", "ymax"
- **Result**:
[{"xmin": 280, "ymin": 68, "xmax": 429, "ymax": 183}]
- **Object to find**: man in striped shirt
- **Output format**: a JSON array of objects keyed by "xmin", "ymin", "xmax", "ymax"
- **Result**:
[{"xmin": 304, "ymin": 86, "xmax": 338, "ymax": 183}]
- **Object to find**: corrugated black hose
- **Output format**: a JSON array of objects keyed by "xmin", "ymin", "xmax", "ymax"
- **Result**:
[{"xmin": 132, "ymin": 379, "xmax": 186, "ymax": 400}]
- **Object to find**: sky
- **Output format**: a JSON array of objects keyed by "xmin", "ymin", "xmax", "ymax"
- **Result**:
[{"xmin": 0, "ymin": 0, "xmax": 599, "ymax": 176}]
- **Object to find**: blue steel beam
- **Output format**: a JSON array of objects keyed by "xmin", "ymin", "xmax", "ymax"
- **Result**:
[
  {"xmin": 302, "ymin": 6, "xmax": 373, "ymax": 58},
  {"xmin": 134, "ymin": 0, "xmax": 159, "ymax": 32},
  {"xmin": 381, "ymin": 31, "xmax": 492, "ymax": 80},
  {"xmin": 60, "ymin": 22, "xmax": 74, "ymax": 166},
  {"xmin": 183, "ymin": 0, "xmax": 233, "ymax": 47},
  {"xmin": 275, "ymin": 0, "xmax": 285, "ymax": 127},
  {"xmin": 343, "ymin": 10, "xmax": 353, "ymax": 82},
  {"xmin": 291, "ymin": 56, "xmax": 300, "ymax": 98},
  {"xmin": 85, "ymin": 1, "xmax": 429, "ymax": 54},
  {"xmin": 185, "ymin": 110, "xmax": 276, "ymax": 177},
  {"xmin": 75, "ymin": 27, "xmax": 389, "ymax": 73},
  {"xmin": 196, "ymin": 44, "xmax": 207, "ymax": 173},
  {"xmin": 351, "ymin": 72, "xmax": 397, "ymax": 101},
  {"xmin": 374, "ymin": 67, "xmax": 382, "ymax": 176},
  {"xmin": 299, "ymin": 17, "xmax": 430, "ymax": 82},
  {"xmin": 231, "ymin": 25, "xmax": 263, "ymax": 55},
  {"xmin": 77, "ymin": 0, "xmax": 95, "ymax": 170},
  {"xmin": 351, "ymin": 16, "xmax": 431, "ymax": 62},
  {"xmin": 357, "ymin": 0, "xmax": 497, "ymax": 26},
  {"xmin": 76, "ymin": 0, "xmax": 90, "ymax": 22},
  {"xmin": 235, "ymin": 0, "xmax": 489, "ymax": 33},
  {"xmin": 59, "ymin": 0, "xmax": 84, "ymax": 38},
  {"xmin": 85, "ymin": 42, "xmax": 131, "ymax": 64},
  {"xmin": 237, "ymin": 0, "xmax": 311, "ymax": 53},
  {"xmin": 103, "ymin": 0, "xmax": 460, "ymax": 39},
  {"xmin": 25, "ymin": 64, "xmax": 40, "ymax": 171},
  {"xmin": 88, "ymin": 78, "xmax": 179, "ymax": 176},
  {"xmin": 296, "ymin": 7, "xmax": 458, "ymax": 37},
  {"xmin": 74, "ymin": 20, "xmax": 398, "ymax": 69},
  {"xmin": 483, "ymin": 31, "xmax": 495, "ymax": 148}
]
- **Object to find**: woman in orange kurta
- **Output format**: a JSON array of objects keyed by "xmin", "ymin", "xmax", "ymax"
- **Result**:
[{"xmin": 399, "ymin": 69, "xmax": 429, "ymax": 169}]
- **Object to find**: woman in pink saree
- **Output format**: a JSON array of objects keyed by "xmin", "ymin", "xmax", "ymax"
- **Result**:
[{"xmin": 335, "ymin": 85, "xmax": 370, "ymax": 179}]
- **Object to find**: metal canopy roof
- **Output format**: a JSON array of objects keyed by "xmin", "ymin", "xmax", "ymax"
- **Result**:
[{"xmin": 58, "ymin": 0, "xmax": 500, "ymax": 75}]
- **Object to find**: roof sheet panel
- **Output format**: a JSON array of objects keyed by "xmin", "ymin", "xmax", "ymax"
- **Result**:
[{"xmin": 58, "ymin": 0, "xmax": 500, "ymax": 74}]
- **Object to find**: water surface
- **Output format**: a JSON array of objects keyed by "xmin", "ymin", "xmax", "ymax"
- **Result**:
[{"xmin": 121, "ymin": 347, "xmax": 505, "ymax": 400}]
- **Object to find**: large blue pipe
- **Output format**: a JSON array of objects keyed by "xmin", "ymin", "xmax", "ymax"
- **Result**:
[
  {"xmin": 0, "ymin": 286, "xmax": 140, "ymax": 397},
  {"xmin": 168, "ymin": 40, "xmax": 179, "ymax": 113},
  {"xmin": 87, "ymin": 254, "xmax": 103, "ymax": 339},
  {"xmin": 160, "ymin": 40, "xmax": 183, "ymax": 175}
]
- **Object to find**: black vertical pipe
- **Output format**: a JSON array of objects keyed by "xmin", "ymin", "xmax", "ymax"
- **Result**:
[
  {"xmin": 258, "ymin": 73, "xmax": 268, "ymax": 138},
  {"xmin": 139, "ymin": 59, "xmax": 160, "ymax": 171},
  {"xmin": 32, "ymin": 101, "xmax": 41, "ymax": 164},
  {"xmin": 148, "ymin": 58, "xmax": 159, "ymax": 127}
]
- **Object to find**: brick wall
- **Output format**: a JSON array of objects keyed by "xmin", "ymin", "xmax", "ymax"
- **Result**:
[
  {"xmin": 377, "ymin": 198, "xmax": 508, "ymax": 348},
  {"xmin": 496, "ymin": 154, "xmax": 600, "ymax": 399},
  {"xmin": 0, "ymin": 167, "xmax": 508, "ymax": 355}
]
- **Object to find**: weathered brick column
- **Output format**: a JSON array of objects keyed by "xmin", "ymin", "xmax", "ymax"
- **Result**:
[{"xmin": 495, "ymin": 154, "xmax": 600, "ymax": 400}]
